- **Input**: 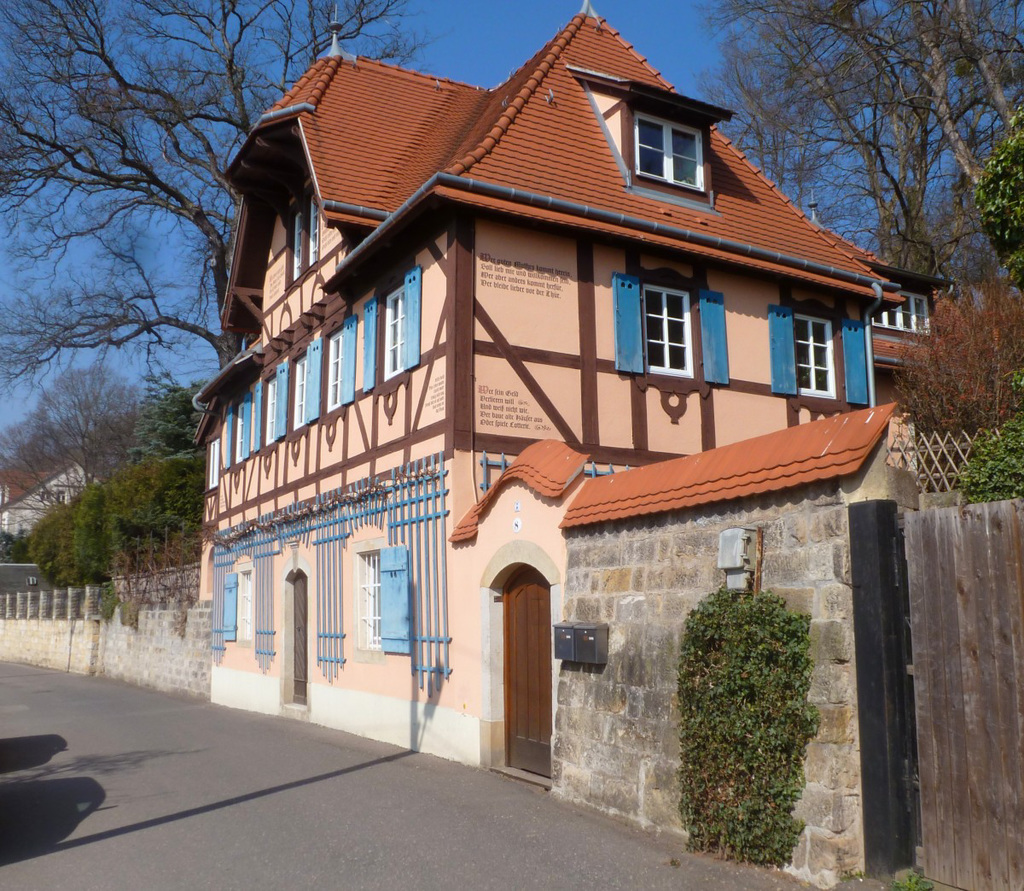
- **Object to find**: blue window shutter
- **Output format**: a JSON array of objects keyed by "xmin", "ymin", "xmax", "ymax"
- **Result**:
[
  {"xmin": 404, "ymin": 266, "xmax": 422, "ymax": 370},
  {"xmin": 252, "ymin": 381, "xmax": 263, "ymax": 452},
  {"xmin": 363, "ymin": 298, "xmax": 378, "ymax": 393},
  {"xmin": 768, "ymin": 304, "xmax": 798, "ymax": 395},
  {"xmin": 275, "ymin": 360, "xmax": 289, "ymax": 439},
  {"xmin": 380, "ymin": 545, "xmax": 411, "ymax": 655},
  {"xmin": 699, "ymin": 289, "xmax": 729, "ymax": 384},
  {"xmin": 842, "ymin": 318, "xmax": 869, "ymax": 404},
  {"xmin": 225, "ymin": 402, "xmax": 235, "ymax": 468},
  {"xmin": 341, "ymin": 315, "xmax": 358, "ymax": 405},
  {"xmin": 239, "ymin": 393, "xmax": 252, "ymax": 461},
  {"xmin": 613, "ymin": 272, "xmax": 644, "ymax": 373},
  {"xmin": 223, "ymin": 572, "xmax": 238, "ymax": 643},
  {"xmin": 306, "ymin": 337, "xmax": 323, "ymax": 423}
]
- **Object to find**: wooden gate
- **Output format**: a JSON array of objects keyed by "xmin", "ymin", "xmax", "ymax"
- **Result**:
[{"xmin": 904, "ymin": 500, "xmax": 1024, "ymax": 890}]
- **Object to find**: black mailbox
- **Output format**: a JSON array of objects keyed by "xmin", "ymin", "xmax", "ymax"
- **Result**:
[
  {"xmin": 553, "ymin": 622, "xmax": 578, "ymax": 661},
  {"xmin": 574, "ymin": 623, "xmax": 609, "ymax": 664}
]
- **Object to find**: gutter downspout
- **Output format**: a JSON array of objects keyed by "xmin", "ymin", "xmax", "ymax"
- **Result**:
[{"xmin": 864, "ymin": 282, "xmax": 885, "ymax": 407}]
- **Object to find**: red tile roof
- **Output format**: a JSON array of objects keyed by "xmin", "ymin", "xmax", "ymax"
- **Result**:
[
  {"xmin": 561, "ymin": 404, "xmax": 896, "ymax": 528},
  {"xmin": 450, "ymin": 440, "xmax": 589, "ymax": 543},
  {"xmin": 233, "ymin": 12, "xmax": 888, "ymax": 296}
]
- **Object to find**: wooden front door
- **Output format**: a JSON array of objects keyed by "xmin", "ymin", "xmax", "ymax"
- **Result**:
[
  {"xmin": 504, "ymin": 568, "xmax": 552, "ymax": 777},
  {"xmin": 293, "ymin": 572, "xmax": 308, "ymax": 705}
]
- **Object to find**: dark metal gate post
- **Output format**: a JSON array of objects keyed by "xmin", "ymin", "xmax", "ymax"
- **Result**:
[{"xmin": 849, "ymin": 499, "xmax": 919, "ymax": 878}]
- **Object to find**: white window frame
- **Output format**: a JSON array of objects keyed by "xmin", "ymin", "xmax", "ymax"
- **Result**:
[
  {"xmin": 265, "ymin": 375, "xmax": 278, "ymax": 442},
  {"xmin": 794, "ymin": 314, "xmax": 835, "ymax": 398},
  {"xmin": 234, "ymin": 399, "xmax": 246, "ymax": 462},
  {"xmin": 293, "ymin": 353, "xmax": 308, "ymax": 428},
  {"xmin": 874, "ymin": 294, "xmax": 929, "ymax": 333},
  {"xmin": 358, "ymin": 549, "xmax": 382, "ymax": 652},
  {"xmin": 643, "ymin": 285, "xmax": 693, "ymax": 377},
  {"xmin": 308, "ymin": 196, "xmax": 320, "ymax": 265},
  {"xmin": 238, "ymin": 568, "xmax": 253, "ymax": 643},
  {"xmin": 291, "ymin": 208, "xmax": 304, "ymax": 280},
  {"xmin": 384, "ymin": 285, "xmax": 407, "ymax": 380},
  {"xmin": 634, "ymin": 113, "xmax": 704, "ymax": 190},
  {"xmin": 208, "ymin": 439, "xmax": 220, "ymax": 489},
  {"xmin": 327, "ymin": 328, "xmax": 344, "ymax": 411}
]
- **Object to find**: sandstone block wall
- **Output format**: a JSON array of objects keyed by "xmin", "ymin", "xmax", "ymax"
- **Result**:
[
  {"xmin": 554, "ymin": 483, "xmax": 864, "ymax": 889},
  {"xmin": 99, "ymin": 603, "xmax": 211, "ymax": 699},
  {"xmin": 0, "ymin": 616, "xmax": 100, "ymax": 674}
]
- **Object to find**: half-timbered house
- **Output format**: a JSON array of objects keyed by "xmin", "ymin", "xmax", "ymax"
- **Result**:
[{"xmin": 197, "ymin": 7, "xmax": 928, "ymax": 775}]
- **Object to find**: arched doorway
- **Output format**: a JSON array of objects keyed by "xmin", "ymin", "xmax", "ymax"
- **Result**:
[
  {"xmin": 289, "ymin": 570, "xmax": 308, "ymax": 705},
  {"xmin": 503, "ymin": 566, "xmax": 552, "ymax": 777}
]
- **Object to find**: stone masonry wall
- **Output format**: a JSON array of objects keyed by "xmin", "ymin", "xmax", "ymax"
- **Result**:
[
  {"xmin": 553, "ymin": 481, "xmax": 862, "ymax": 889},
  {"xmin": 99, "ymin": 603, "xmax": 211, "ymax": 699},
  {"xmin": 0, "ymin": 588, "xmax": 211, "ymax": 700}
]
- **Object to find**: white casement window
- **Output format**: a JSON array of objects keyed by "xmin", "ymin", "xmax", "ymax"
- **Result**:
[
  {"xmin": 635, "ymin": 114, "xmax": 703, "ymax": 190},
  {"xmin": 238, "ymin": 569, "xmax": 253, "ymax": 642},
  {"xmin": 358, "ymin": 550, "xmax": 382, "ymax": 651},
  {"xmin": 291, "ymin": 208, "xmax": 304, "ymax": 280},
  {"xmin": 308, "ymin": 197, "xmax": 320, "ymax": 265},
  {"xmin": 794, "ymin": 315, "xmax": 835, "ymax": 397},
  {"xmin": 327, "ymin": 328, "xmax": 344, "ymax": 410},
  {"xmin": 208, "ymin": 439, "xmax": 221, "ymax": 489},
  {"xmin": 265, "ymin": 375, "xmax": 278, "ymax": 442},
  {"xmin": 874, "ymin": 294, "xmax": 929, "ymax": 332},
  {"xmin": 384, "ymin": 285, "xmax": 407, "ymax": 380},
  {"xmin": 293, "ymin": 353, "xmax": 308, "ymax": 427},
  {"xmin": 234, "ymin": 400, "xmax": 246, "ymax": 462},
  {"xmin": 644, "ymin": 285, "xmax": 693, "ymax": 376}
]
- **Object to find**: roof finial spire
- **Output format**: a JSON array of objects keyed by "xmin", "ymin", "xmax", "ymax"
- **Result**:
[
  {"xmin": 808, "ymin": 189, "xmax": 819, "ymax": 224},
  {"xmin": 327, "ymin": 5, "xmax": 356, "ymax": 61},
  {"xmin": 579, "ymin": 0, "xmax": 600, "ymax": 17}
]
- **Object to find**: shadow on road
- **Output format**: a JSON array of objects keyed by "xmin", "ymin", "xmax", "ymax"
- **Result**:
[
  {"xmin": 6, "ymin": 747, "xmax": 415, "ymax": 865},
  {"xmin": 0, "ymin": 776, "xmax": 106, "ymax": 866},
  {"xmin": 0, "ymin": 734, "xmax": 68, "ymax": 774}
]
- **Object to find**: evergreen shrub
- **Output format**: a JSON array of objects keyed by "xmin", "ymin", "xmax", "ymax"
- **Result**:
[{"xmin": 678, "ymin": 588, "xmax": 819, "ymax": 865}]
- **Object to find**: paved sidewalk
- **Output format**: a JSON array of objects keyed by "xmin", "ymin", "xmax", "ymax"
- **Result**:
[{"xmin": 0, "ymin": 662, "xmax": 883, "ymax": 890}]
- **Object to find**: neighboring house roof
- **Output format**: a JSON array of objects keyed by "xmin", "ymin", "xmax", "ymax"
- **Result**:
[
  {"xmin": 227, "ymin": 11, "xmax": 896, "ymax": 326},
  {"xmin": 0, "ymin": 470, "xmax": 35, "ymax": 504},
  {"xmin": 451, "ymin": 440, "xmax": 589, "ymax": 543},
  {"xmin": 561, "ymin": 403, "xmax": 895, "ymax": 528},
  {"xmin": 0, "ymin": 564, "xmax": 42, "ymax": 594}
]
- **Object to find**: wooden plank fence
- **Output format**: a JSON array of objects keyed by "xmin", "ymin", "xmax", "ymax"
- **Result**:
[{"xmin": 904, "ymin": 500, "xmax": 1024, "ymax": 890}]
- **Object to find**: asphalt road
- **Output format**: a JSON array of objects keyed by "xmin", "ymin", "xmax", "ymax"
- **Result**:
[{"xmin": 0, "ymin": 662, "xmax": 871, "ymax": 890}]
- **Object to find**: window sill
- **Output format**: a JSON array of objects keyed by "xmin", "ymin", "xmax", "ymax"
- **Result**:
[{"xmin": 354, "ymin": 647, "xmax": 386, "ymax": 665}]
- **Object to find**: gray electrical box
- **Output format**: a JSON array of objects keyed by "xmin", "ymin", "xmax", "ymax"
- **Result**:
[
  {"xmin": 574, "ymin": 623, "xmax": 609, "ymax": 664},
  {"xmin": 554, "ymin": 622, "xmax": 578, "ymax": 661},
  {"xmin": 718, "ymin": 526, "xmax": 757, "ymax": 590}
]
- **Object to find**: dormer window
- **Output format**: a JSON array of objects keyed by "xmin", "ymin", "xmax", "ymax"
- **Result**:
[
  {"xmin": 635, "ymin": 114, "xmax": 703, "ymax": 190},
  {"xmin": 291, "ymin": 207, "xmax": 304, "ymax": 280}
]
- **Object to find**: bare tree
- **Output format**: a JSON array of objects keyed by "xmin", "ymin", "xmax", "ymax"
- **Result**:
[
  {"xmin": 0, "ymin": 0, "xmax": 425, "ymax": 385},
  {"xmin": 704, "ymin": 0, "xmax": 1024, "ymax": 279},
  {"xmin": 0, "ymin": 364, "xmax": 141, "ymax": 490}
]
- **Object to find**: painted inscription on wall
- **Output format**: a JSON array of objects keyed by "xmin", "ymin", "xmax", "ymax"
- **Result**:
[
  {"xmin": 478, "ymin": 252, "xmax": 572, "ymax": 299},
  {"xmin": 477, "ymin": 384, "xmax": 553, "ymax": 434},
  {"xmin": 419, "ymin": 370, "xmax": 446, "ymax": 426}
]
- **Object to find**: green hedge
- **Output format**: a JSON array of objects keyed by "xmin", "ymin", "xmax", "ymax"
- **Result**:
[{"xmin": 678, "ymin": 588, "xmax": 818, "ymax": 865}]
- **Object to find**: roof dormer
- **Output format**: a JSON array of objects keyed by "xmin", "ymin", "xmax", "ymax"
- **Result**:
[{"xmin": 569, "ymin": 65, "xmax": 732, "ymax": 212}]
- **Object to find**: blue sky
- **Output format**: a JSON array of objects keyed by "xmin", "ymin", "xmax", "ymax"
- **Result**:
[{"xmin": 0, "ymin": 1, "xmax": 722, "ymax": 435}]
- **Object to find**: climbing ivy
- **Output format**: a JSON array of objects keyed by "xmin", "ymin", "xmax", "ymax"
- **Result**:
[{"xmin": 678, "ymin": 588, "xmax": 818, "ymax": 866}]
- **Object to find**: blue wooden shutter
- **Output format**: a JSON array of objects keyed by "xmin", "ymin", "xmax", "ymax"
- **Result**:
[
  {"xmin": 380, "ymin": 545, "xmax": 411, "ymax": 655},
  {"xmin": 239, "ymin": 393, "xmax": 252, "ymax": 461},
  {"xmin": 768, "ymin": 304, "xmax": 798, "ymax": 395},
  {"xmin": 275, "ymin": 360, "xmax": 289, "ymax": 439},
  {"xmin": 305, "ymin": 337, "xmax": 323, "ymax": 423},
  {"xmin": 225, "ymin": 402, "xmax": 235, "ymax": 468},
  {"xmin": 699, "ymin": 289, "xmax": 729, "ymax": 384},
  {"xmin": 341, "ymin": 315, "xmax": 358, "ymax": 405},
  {"xmin": 252, "ymin": 381, "xmax": 263, "ymax": 452},
  {"xmin": 404, "ymin": 266, "xmax": 422, "ymax": 370},
  {"xmin": 363, "ymin": 297, "xmax": 378, "ymax": 393},
  {"xmin": 613, "ymin": 272, "xmax": 644, "ymax": 373},
  {"xmin": 842, "ymin": 318, "xmax": 869, "ymax": 404},
  {"xmin": 223, "ymin": 572, "xmax": 238, "ymax": 643}
]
